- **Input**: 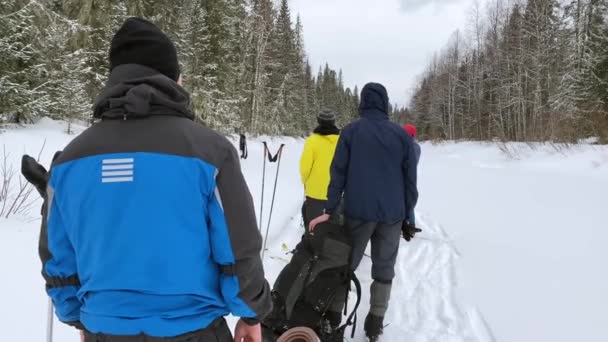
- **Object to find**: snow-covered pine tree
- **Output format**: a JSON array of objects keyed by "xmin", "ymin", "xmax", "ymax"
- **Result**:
[
  {"xmin": 521, "ymin": 0, "xmax": 562, "ymax": 139},
  {"xmin": 303, "ymin": 61, "xmax": 318, "ymax": 133},
  {"xmin": 351, "ymin": 85, "xmax": 360, "ymax": 121},
  {"xmin": 335, "ymin": 69, "xmax": 348, "ymax": 128},
  {"xmin": 0, "ymin": 0, "xmax": 52, "ymax": 123},
  {"xmin": 60, "ymin": 0, "xmax": 128, "ymax": 106},
  {"xmin": 559, "ymin": 0, "xmax": 608, "ymax": 139},
  {"xmin": 192, "ymin": 0, "xmax": 244, "ymax": 133},
  {"xmin": 38, "ymin": 4, "xmax": 90, "ymax": 129},
  {"xmin": 245, "ymin": 0, "xmax": 275, "ymax": 133},
  {"xmin": 291, "ymin": 14, "xmax": 309, "ymax": 135},
  {"xmin": 263, "ymin": 0, "xmax": 297, "ymax": 135}
]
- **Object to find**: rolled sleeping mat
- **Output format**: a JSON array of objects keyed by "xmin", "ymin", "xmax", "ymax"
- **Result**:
[{"xmin": 276, "ymin": 327, "xmax": 320, "ymax": 342}]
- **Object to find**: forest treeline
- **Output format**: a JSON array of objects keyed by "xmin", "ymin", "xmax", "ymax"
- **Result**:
[{"xmin": 1, "ymin": 0, "xmax": 362, "ymax": 135}]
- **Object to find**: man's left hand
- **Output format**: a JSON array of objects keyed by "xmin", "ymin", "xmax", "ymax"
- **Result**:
[{"xmin": 402, "ymin": 222, "xmax": 422, "ymax": 242}]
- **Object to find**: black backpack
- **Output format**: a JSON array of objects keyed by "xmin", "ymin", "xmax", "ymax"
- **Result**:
[{"xmin": 262, "ymin": 221, "xmax": 361, "ymax": 342}]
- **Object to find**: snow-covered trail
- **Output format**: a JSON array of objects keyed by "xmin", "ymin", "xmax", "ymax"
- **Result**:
[
  {"xmin": 0, "ymin": 122, "xmax": 489, "ymax": 341},
  {"xmin": 258, "ymin": 199, "xmax": 490, "ymax": 342},
  {"xmin": 348, "ymin": 214, "xmax": 492, "ymax": 342},
  {"xmin": 259, "ymin": 201, "xmax": 492, "ymax": 342},
  {"xmin": 2, "ymin": 120, "xmax": 607, "ymax": 341},
  {"xmin": 246, "ymin": 140, "xmax": 491, "ymax": 342}
]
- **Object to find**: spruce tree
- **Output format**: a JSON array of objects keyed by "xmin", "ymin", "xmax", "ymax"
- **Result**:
[
  {"xmin": 0, "ymin": 0, "xmax": 360, "ymax": 137},
  {"xmin": 0, "ymin": 0, "xmax": 49, "ymax": 123}
]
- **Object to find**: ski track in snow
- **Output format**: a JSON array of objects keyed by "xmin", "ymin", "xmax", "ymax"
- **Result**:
[
  {"xmin": 9, "ymin": 121, "xmax": 608, "ymax": 341},
  {"xmin": 261, "ymin": 205, "xmax": 493, "ymax": 342},
  {"xmin": 226, "ymin": 137, "xmax": 494, "ymax": 342}
]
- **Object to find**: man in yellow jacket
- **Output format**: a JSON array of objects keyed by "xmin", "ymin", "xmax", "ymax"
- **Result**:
[{"xmin": 300, "ymin": 109, "xmax": 340, "ymax": 228}]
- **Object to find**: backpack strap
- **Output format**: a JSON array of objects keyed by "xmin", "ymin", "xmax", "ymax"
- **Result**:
[{"xmin": 339, "ymin": 271, "xmax": 362, "ymax": 338}]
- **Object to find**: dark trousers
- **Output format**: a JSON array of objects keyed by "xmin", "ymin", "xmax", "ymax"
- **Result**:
[
  {"xmin": 302, "ymin": 197, "xmax": 326, "ymax": 229},
  {"xmin": 348, "ymin": 219, "xmax": 402, "ymax": 282},
  {"xmin": 84, "ymin": 318, "xmax": 232, "ymax": 342},
  {"xmin": 328, "ymin": 218, "xmax": 403, "ymax": 316}
]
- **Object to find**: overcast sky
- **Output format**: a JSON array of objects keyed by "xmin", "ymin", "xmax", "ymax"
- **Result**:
[{"xmin": 289, "ymin": 0, "xmax": 483, "ymax": 107}]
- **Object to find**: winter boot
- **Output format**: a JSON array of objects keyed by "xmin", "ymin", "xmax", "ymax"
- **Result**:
[
  {"xmin": 364, "ymin": 313, "xmax": 384, "ymax": 342},
  {"xmin": 365, "ymin": 280, "xmax": 392, "ymax": 341}
]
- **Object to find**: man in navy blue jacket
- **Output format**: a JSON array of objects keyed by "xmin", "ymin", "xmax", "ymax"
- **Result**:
[{"xmin": 310, "ymin": 82, "xmax": 418, "ymax": 341}]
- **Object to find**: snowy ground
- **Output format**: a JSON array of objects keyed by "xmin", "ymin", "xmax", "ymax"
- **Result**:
[
  {"xmin": 418, "ymin": 142, "xmax": 608, "ymax": 342},
  {"xmin": 0, "ymin": 119, "xmax": 607, "ymax": 341}
]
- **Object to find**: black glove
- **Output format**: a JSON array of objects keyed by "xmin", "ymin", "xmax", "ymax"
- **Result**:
[
  {"xmin": 402, "ymin": 222, "xmax": 422, "ymax": 242},
  {"xmin": 21, "ymin": 155, "xmax": 49, "ymax": 197}
]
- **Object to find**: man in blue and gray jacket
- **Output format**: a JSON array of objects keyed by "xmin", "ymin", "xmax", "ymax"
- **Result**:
[
  {"xmin": 310, "ymin": 82, "xmax": 419, "ymax": 341},
  {"xmin": 39, "ymin": 17, "xmax": 270, "ymax": 342}
]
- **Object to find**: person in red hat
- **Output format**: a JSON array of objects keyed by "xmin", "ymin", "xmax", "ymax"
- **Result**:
[
  {"xmin": 403, "ymin": 124, "xmax": 421, "ymax": 226},
  {"xmin": 403, "ymin": 124, "xmax": 417, "ymax": 141}
]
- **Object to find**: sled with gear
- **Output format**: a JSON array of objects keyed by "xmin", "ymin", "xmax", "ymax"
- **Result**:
[{"xmin": 262, "ymin": 220, "xmax": 361, "ymax": 342}]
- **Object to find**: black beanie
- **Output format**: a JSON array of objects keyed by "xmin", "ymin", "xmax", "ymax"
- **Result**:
[{"xmin": 109, "ymin": 17, "xmax": 180, "ymax": 81}]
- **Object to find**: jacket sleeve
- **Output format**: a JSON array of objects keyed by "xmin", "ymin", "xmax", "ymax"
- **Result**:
[
  {"xmin": 325, "ymin": 129, "xmax": 350, "ymax": 214},
  {"xmin": 207, "ymin": 144, "xmax": 272, "ymax": 321},
  {"xmin": 40, "ymin": 177, "xmax": 83, "ymax": 329},
  {"xmin": 414, "ymin": 142, "xmax": 422, "ymax": 165},
  {"xmin": 299, "ymin": 137, "xmax": 314, "ymax": 186},
  {"xmin": 403, "ymin": 136, "xmax": 419, "ymax": 221}
]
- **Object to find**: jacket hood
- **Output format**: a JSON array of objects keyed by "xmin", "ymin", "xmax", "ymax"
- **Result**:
[
  {"xmin": 93, "ymin": 64, "xmax": 193, "ymax": 120},
  {"xmin": 359, "ymin": 82, "xmax": 389, "ymax": 120}
]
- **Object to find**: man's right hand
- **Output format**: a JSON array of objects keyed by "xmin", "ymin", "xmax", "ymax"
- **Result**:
[
  {"xmin": 309, "ymin": 213, "xmax": 330, "ymax": 233},
  {"xmin": 234, "ymin": 319, "xmax": 261, "ymax": 342}
]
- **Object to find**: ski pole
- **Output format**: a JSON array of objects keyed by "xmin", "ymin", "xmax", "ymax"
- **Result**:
[
  {"xmin": 261, "ymin": 144, "xmax": 285, "ymax": 259},
  {"xmin": 46, "ymin": 298, "xmax": 53, "ymax": 342},
  {"xmin": 259, "ymin": 142, "xmax": 268, "ymax": 232}
]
